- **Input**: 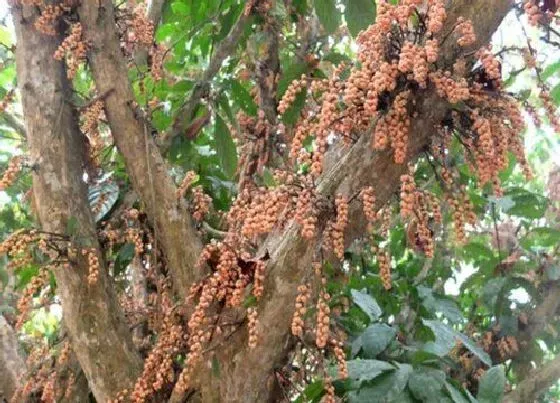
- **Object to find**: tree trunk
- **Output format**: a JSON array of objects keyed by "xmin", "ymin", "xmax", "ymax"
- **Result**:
[
  {"xmin": 77, "ymin": 0, "xmax": 204, "ymax": 299},
  {"xmin": 12, "ymin": 4, "xmax": 142, "ymax": 401},
  {"xmin": 0, "ymin": 315, "xmax": 25, "ymax": 401},
  {"xmin": 10, "ymin": 0, "xmax": 516, "ymax": 402}
]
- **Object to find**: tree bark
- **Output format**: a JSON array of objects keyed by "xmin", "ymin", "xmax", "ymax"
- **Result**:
[
  {"xmin": 0, "ymin": 315, "xmax": 25, "ymax": 401},
  {"xmin": 210, "ymin": 1, "xmax": 513, "ymax": 401},
  {"xmin": 254, "ymin": 15, "xmax": 280, "ymax": 125},
  {"xmin": 134, "ymin": 0, "xmax": 166, "ymax": 66},
  {"xmin": 12, "ymin": 3, "xmax": 142, "ymax": 401},
  {"xmin": 504, "ymin": 354, "xmax": 560, "ymax": 402},
  {"xmin": 77, "ymin": 0, "xmax": 204, "ymax": 299},
  {"xmin": 10, "ymin": 0, "xmax": 516, "ymax": 402}
]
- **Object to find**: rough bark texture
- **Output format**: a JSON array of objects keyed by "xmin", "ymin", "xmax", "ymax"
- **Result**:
[
  {"xmin": 504, "ymin": 353, "xmax": 560, "ymax": 402},
  {"xmin": 78, "ymin": 0, "xmax": 204, "ymax": 298},
  {"xmin": 211, "ymin": 1, "xmax": 513, "ymax": 401},
  {"xmin": 130, "ymin": 257, "xmax": 148, "ymax": 347},
  {"xmin": 12, "ymin": 4, "xmax": 142, "ymax": 401},
  {"xmin": 58, "ymin": 350, "xmax": 93, "ymax": 403},
  {"xmin": 147, "ymin": 0, "xmax": 166, "ymax": 24},
  {"xmin": 255, "ymin": 17, "xmax": 280, "ymax": 125},
  {"xmin": 0, "ymin": 315, "xmax": 25, "ymax": 401},
  {"xmin": 522, "ymin": 281, "xmax": 560, "ymax": 341}
]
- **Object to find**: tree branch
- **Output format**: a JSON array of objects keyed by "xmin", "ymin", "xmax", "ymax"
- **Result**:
[
  {"xmin": 147, "ymin": 0, "xmax": 166, "ymax": 26},
  {"xmin": 12, "ymin": 4, "xmax": 142, "ymax": 400},
  {"xmin": 204, "ymin": 1, "xmax": 514, "ymax": 401},
  {"xmin": 134, "ymin": 0, "xmax": 166, "ymax": 65},
  {"xmin": 78, "ymin": 0, "xmax": 204, "ymax": 298},
  {"xmin": 504, "ymin": 354, "xmax": 560, "ymax": 402},
  {"xmin": 215, "ymin": 91, "xmax": 449, "ymax": 403},
  {"xmin": 523, "ymin": 281, "xmax": 560, "ymax": 341},
  {"xmin": 159, "ymin": 7, "xmax": 252, "ymax": 149},
  {"xmin": 254, "ymin": 12, "xmax": 280, "ymax": 124}
]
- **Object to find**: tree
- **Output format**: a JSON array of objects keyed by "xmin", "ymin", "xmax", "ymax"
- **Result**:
[{"xmin": 1, "ymin": 0, "xmax": 560, "ymax": 402}]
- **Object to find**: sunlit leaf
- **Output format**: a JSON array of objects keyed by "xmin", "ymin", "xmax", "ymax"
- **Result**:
[{"xmin": 520, "ymin": 227, "xmax": 560, "ymax": 249}]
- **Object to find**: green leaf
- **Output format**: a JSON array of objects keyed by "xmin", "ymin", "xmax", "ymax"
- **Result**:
[
  {"xmin": 293, "ymin": 0, "xmax": 309, "ymax": 15},
  {"xmin": 243, "ymin": 294, "xmax": 257, "ymax": 308},
  {"xmin": 0, "ymin": 65, "xmax": 16, "ymax": 88},
  {"xmin": 169, "ymin": 80, "xmax": 195, "ymax": 94},
  {"xmin": 462, "ymin": 242, "xmax": 495, "ymax": 263},
  {"xmin": 346, "ymin": 359, "xmax": 395, "ymax": 384},
  {"xmin": 390, "ymin": 390, "xmax": 417, "ymax": 403},
  {"xmin": 155, "ymin": 23, "xmax": 179, "ymax": 42},
  {"xmin": 218, "ymin": 94, "xmax": 235, "ymax": 124},
  {"xmin": 114, "ymin": 243, "xmax": 135, "ymax": 276},
  {"xmin": 16, "ymin": 265, "xmax": 39, "ymax": 290},
  {"xmin": 262, "ymin": 168, "xmax": 276, "ymax": 187},
  {"xmin": 520, "ymin": 227, "xmax": 560, "ymax": 250},
  {"xmin": 277, "ymin": 63, "xmax": 309, "ymax": 99},
  {"xmin": 419, "ymin": 287, "xmax": 463, "ymax": 324},
  {"xmin": 461, "ymin": 241, "xmax": 499, "ymax": 274},
  {"xmin": 477, "ymin": 366, "xmax": 505, "ymax": 403},
  {"xmin": 281, "ymin": 88, "xmax": 307, "ymax": 125},
  {"xmin": 431, "ymin": 297, "xmax": 463, "ymax": 324},
  {"xmin": 343, "ymin": 0, "xmax": 376, "ymax": 37},
  {"xmin": 481, "ymin": 277, "xmax": 507, "ymax": 309},
  {"xmin": 66, "ymin": 216, "xmax": 79, "ymax": 237},
  {"xmin": 294, "ymin": 380, "xmax": 324, "ymax": 403},
  {"xmin": 214, "ymin": 114, "xmax": 238, "ymax": 178},
  {"xmin": 361, "ymin": 324, "xmax": 397, "ymax": 357},
  {"xmin": 216, "ymin": 4, "xmax": 243, "ymax": 42},
  {"xmin": 171, "ymin": 1, "xmax": 189, "ymax": 16},
  {"xmin": 313, "ymin": 0, "xmax": 341, "ymax": 34},
  {"xmin": 422, "ymin": 319, "xmax": 492, "ymax": 366},
  {"xmin": 228, "ymin": 80, "xmax": 257, "ymax": 116},
  {"xmin": 542, "ymin": 60, "xmax": 560, "ymax": 80},
  {"xmin": 323, "ymin": 51, "xmax": 352, "ymax": 65},
  {"xmin": 351, "ymin": 289, "xmax": 382, "ymax": 321},
  {"xmin": 445, "ymin": 381, "xmax": 472, "ymax": 403},
  {"xmin": 349, "ymin": 363, "xmax": 412, "ymax": 403},
  {"xmin": 551, "ymin": 83, "xmax": 560, "ymax": 105},
  {"xmin": 504, "ymin": 188, "xmax": 549, "ymax": 219},
  {"xmin": 408, "ymin": 368, "xmax": 447, "ymax": 401},
  {"xmin": 0, "ymin": 25, "xmax": 13, "ymax": 46}
]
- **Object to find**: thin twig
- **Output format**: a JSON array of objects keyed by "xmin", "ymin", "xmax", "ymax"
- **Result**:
[{"xmin": 163, "ymin": 8, "xmax": 253, "ymax": 145}]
